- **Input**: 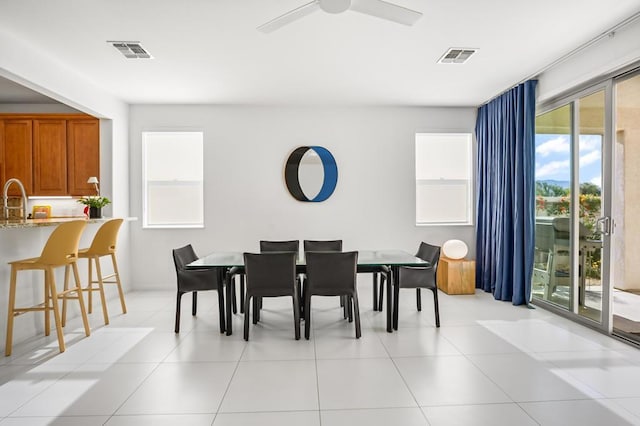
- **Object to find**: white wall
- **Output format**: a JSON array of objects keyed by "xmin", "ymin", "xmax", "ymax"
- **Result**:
[{"xmin": 129, "ymin": 105, "xmax": 477, "ymax": 289}]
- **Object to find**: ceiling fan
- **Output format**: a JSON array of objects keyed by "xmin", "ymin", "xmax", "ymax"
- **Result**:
[{"xmin": 257, "ymin": 0, "xmax": 422, "ymax": 33}]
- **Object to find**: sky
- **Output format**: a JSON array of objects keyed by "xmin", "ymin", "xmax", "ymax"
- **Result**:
[{"xmin": 535, "ymin": 134, "xmax": 602, "ymax": 187}]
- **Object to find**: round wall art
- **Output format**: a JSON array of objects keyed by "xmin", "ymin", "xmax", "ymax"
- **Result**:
[{"xmin": 285, "ymin": 146, "xmax": 338, "ymax": 202}]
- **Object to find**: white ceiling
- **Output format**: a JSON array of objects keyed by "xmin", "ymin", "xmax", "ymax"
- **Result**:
[{"xmin": 1, "ymin": 0, "xmax": 639, "ymax": 107}]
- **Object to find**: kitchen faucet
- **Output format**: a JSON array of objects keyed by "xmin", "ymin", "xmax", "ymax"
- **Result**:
[{"xmin": 3, "ymin": 178, "xmax": 28, "ymax": 221}]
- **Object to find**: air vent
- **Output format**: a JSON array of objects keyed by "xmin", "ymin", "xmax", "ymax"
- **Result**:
[
  {"xmin": 438, "ymin": 48, "xmax": 477, "ymax": 64},
  {"xmin": 108, "ymin": 41, "xmax": 153, "ymax": 59}
]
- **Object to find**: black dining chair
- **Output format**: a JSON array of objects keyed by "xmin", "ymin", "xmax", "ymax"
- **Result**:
[
  {"xmin": 303, "ymin": 240, "xmax": 342, "ymax": 252},
  {"xmin": 251, "ymin": 240, "xmax": 301, "ymax": 320},
  {"xmin": 304, "ymin": 251, "xmax": 360, "ymax": 339},
  {"xmin": 303, "ymin": 240, "xmax": 343, "ymax": 316},
  {"xmin": 260, "ymin": 240, "xmax": 300, "ymax": 253},
  {"xmin": 390, "ymin": 242, "xmax": 441, "ymax": 329},
  {"xmin": 232, "ymin": 240, "xmax": 300, "ymax": 317},
  {"xmin": 172, "ymin": 244, "xmax": 225, "ymax": 333},
  {"xmin": 243, "ymin": 252, "xmax": 300, "ymax": 341}
]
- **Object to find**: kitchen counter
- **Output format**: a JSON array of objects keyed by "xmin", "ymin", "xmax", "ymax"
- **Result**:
[{"xmin": 0, "ymin": 217, "xmax": 120, "ymax": 229}]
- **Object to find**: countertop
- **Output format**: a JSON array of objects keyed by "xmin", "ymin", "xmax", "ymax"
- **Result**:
[{"xmin": 0, "ymin": 217, "xmax": 134, "ymax": 229}]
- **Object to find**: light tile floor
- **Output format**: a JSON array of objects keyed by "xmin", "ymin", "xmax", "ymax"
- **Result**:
[{"xmin": 2, "ymin": 286, "xmax": 640, "ymax": 425}]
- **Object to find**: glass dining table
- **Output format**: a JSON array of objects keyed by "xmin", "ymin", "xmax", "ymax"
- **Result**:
[{"xmin": 187, "ymin": 250, "xmax": 429, "ymax": 335}]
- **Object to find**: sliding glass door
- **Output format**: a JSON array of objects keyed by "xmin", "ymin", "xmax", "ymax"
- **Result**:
[
  {"xmin": 612, "ymin": 72, "xmax": 640, "ymax": 343},
  {"xmin": 533, "ymin": 85, "xmax": 612, "ymax": 331},
  {"xmin": 533, "ymin": 104, "xmax": 573, "ymax": 310}
]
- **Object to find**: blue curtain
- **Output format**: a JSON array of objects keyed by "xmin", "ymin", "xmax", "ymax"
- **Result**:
[{"xmin": 475, "ymin": 80, "xmax": 537, "ymax": 305}]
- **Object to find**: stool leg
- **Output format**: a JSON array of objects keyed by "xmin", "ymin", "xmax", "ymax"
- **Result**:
[
  {"xmin": 87, "ymin": 256, "xmax": 94, "ymax": 314},
  {"xmin": 72, "ymin": 262, "xmax": 91, "ymax": 337},
  {"xmin": 111, "ymin": 254, "xmax": 127, "ymax": 314},
  {"xmin": 95, "ymin": 256, "xmax": 109, "ymax": 325},
  {"xmin": 47, "ymin": 267, "xmax": 66, "ymax": 353},
  {"xmin": 44, "ymin": 277, "xmax": 51, "ymax": 336},
  {"xmin": 62, "ymin": 265, "xmax": 70, "ymax": 327},
  {"xmin": 5, "ymin": 266, "xmax": 18, "ymax": 356}
]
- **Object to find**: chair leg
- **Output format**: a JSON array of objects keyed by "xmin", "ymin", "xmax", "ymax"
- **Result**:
[
  {"xmin": 44, "ymin": 278, "xmax": 51, "ymax": 336},
  {"xmin": 110, "ymin": 254, "xmax": 127, "ymax": 314},
  {"xmin": 192, "ymin": 291, "xmax": 198, "ymax": 316},
  {"xmin": 432, "ymin": 288, "xmax": 440, "ymax": 328},
  {"xmin": 253, "ymin": 297, "xmax": 259, "ymax": 324},
  {"xmin": 217, "ymin": 287, "xmax": 226, "ymax": 334},
  {"xmin": 292, "ymin": 293, "xmax": 300, "ymax": 341},
  {"xmin": 94, "ymin": 256, "xmax": 110, "ymax": 325},
  {"xmin": 304, "ymin": 294, "xmax": 312, "ymax": 340},
  {"xmin": 61, "ymin": 265, "xmax": 70, "ymax": 327},
  {"xmin": 5, "ymin": 266, "xmax": 18, "ymax": 356},
  {"xmin": 298, "ymin": 277, "xmax": 305, "ymax": 319},
  {"xmin": 87, "ymin": 257, "xmax": 93, "ymax": 314},
  {"xmin": 231, "ymin": 278, "xmax": 237, "ymax": 314},
  {"xmin": 175, "ymin": 291, "xmax": 184, "ymax": 333},
  {"xmin": 72, "ymin": 262, "xmax": 91, "ymax": 337},
  {"xmin": 347, "ymin": 295, "xmax": 353, "ymax": 323},
  {"xmin": 47, "ymin": 268, "xmax": 66, "ymax": 353},
  {"xmin": 393, "ymin": 282, "xmax": 400, "ymax": 330},
  {"xmin": 342, "ymin": 296, "xmax": 347, "ymax": 319},
  {"xmin": 416, "ymin": 288, "xmax": 422, "ymax": 311},
  {"xmin": 352, "ymin": 292, "xmax": 362, "ymax": 339},
  {"xmin": 244, "ymin": 295, "xmax": 251, "ymax": 341},
  {"xmin": 239, "ymin": 275, "xmax": 245, "ymax": 314},
  {"xmin": 372, "ymin": 273, "xmax": 378, "ymax": 311}
]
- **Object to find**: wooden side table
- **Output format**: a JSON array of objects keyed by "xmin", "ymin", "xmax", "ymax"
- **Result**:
[{"xmin": 437, "ymin": 257, "xmax": 476, "ymax": 295}]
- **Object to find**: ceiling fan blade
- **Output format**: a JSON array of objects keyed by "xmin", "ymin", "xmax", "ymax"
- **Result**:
[
  {"xmin": 350, "ymin": 0, "xmax": 422, "ymax": 26},
  {"xmin": 257, "ymin": 1, "xmax": 321, "ymax": 33}
]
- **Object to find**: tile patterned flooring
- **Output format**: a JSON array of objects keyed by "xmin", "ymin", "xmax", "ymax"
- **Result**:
[{"xmin": 2, "ymin": 287, "xmax": 640, "ymax": 425}]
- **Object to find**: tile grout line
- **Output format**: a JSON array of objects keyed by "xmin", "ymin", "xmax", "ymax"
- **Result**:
[
  {"xmin": 210, "ymin": 317, "xmax": 250, "ymax": 424},
  {"xmin": 384, "ymin": 325, "xmax": 435, "ymax": 425},
  {"xmin": 3, "ymin": 318, "xmax": 139, "ymax": 420},
  {"xmin": 100, "ymin": 315, "xmax": 196, "ymax": 424}
]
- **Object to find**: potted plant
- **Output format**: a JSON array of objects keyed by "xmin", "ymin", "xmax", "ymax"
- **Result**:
[{"xmin": 77, "ymin": 196, "xmax": 111, "ymax": 219}]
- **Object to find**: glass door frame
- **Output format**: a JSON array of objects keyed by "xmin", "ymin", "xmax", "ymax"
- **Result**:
[{"xmin": 534, "ymin": 81, "xmax": 614, "ymax": 334}]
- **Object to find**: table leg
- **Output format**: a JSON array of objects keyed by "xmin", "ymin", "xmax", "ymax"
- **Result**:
[
  {"xmin": 225, "ymin": 269, "xmax": 233, "ymax": 336},
  {"xmin": 386, "ymin": 267, "xmax": 393, "ymax": 333},
  {"xmin": 373, "ymin": 272, "xmax": 379, "ymax": 312}
]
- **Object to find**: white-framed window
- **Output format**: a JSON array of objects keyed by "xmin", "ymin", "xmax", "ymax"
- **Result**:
[
  {"xmin": 142, "ymin": 131, "xmax": 204, "ymax": 228},
  {"xmin": 415, "ymin": 133, "xmax": 473, "ymax": 226}
]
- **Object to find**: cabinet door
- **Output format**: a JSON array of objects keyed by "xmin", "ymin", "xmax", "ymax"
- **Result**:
[
  {"xmin": 33, "ymin": 119, "xmax": 67, "ymax": 195},
  {"xmin": 1, "ymin": 119, "xmax": 33, "ymax": 195},
  {"xmin": 67, "ymin": 119, "xmax": 100, "ymax": 196}
]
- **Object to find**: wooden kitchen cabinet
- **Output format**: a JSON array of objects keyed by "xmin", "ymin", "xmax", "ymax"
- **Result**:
[
  {"xmin": 0, "ymin": 114, "xmax": 99, "ymax": 197},
  {"xmin": 33, "ymin": 119, "xmax": 68, "ymax": 195},
  {"xmin": 0, "ymin": 119, "xmax": 34, "ymax": 195},
  {"xmin": 67, "ymin": 119, "xmax": 100, "ymax": 196}
]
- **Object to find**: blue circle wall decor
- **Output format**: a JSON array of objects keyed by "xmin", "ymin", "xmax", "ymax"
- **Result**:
[{"xmin": 285, "ymin": 146, "xmax": 338, "ymax": 202}]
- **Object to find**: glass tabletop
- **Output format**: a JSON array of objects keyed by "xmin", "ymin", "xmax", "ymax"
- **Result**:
[{"xmin": 187, "ymin": 249, "xmax": 429, "ymax": 268}]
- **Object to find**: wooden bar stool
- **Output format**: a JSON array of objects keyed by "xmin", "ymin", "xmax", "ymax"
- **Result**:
[
  {"xmin": 5, "ymin": 220, "xmax": 91, "ymax": 356},
  {"xmin": 74, "ymin": 218, "xmax": 126, "ymax": 325}
]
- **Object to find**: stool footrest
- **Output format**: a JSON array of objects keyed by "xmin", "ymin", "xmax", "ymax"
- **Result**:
[
  {"xmin": 89, "ymin": 274, "xmax": 118, "ymax": 283},
  {"xmin": 12, "ymin": 304, "xmax": 48, "ymax": 315}
]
